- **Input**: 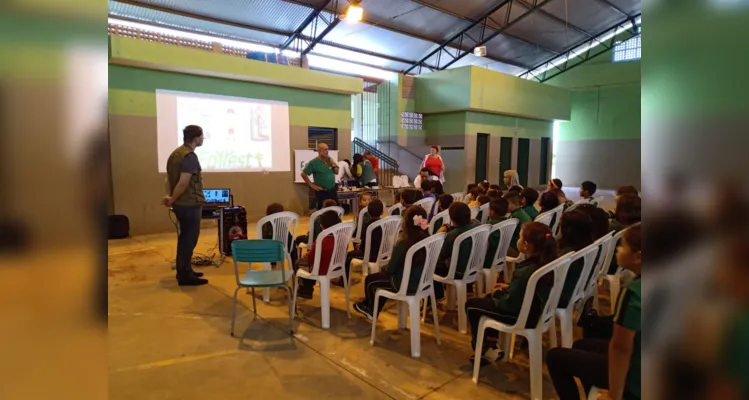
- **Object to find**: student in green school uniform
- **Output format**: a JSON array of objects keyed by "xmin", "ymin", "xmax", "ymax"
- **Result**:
[
  {"xmin": 353, "ymin": 205, "xmax": 431, "ymax": 321},
  {"xmin": 520, "ymin": 187, "xmax": 540, "ymax": 221},
  {"xmin": 607, "ymin": 194, "xmax": 641, "ymax": 274},
  {"xmin": 547, "ymin": 223, "xmax": 642, "ymax": 400},
  {"xmin": 503, "ymin": 191, "xmax": 532, "ymax": 257},
  {"xmin": 483, "ymin": 198, "xmax": 510, "ymax": 270},
  {"xmin": 434, "ymin": 202, "xmax": 480, "ymax": 300},
  {"xmin": 556, "ymin": 210, "xmax": 595, "ymax": 309},
  {"xmin": 430, "ymin": 194, "xmax": 454, "ymax": 229},
  {"xmin": 293, "ymin": 198, "xmax": 339, "ymax": 251},
  {"xmin": 466, "ymin": 222, "xmax": 559, "ymax": 365},
  {"xmin": 580, "ymin": 181, "xmax": 597, "ymax": 201}
]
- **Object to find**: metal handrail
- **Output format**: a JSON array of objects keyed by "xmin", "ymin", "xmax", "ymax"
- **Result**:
[{"xmin": 352, "ymin": 138, "xmax": 399, "ymax": 169}]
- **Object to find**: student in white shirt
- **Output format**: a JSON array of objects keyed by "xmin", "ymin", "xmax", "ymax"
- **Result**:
[
  {"xmin": 335, "ymin": 159, "xmax": 353, "ymax": 185},
  {"xmin": 413, "ymin": 168, "xmax": 434, "ymax": 189}
]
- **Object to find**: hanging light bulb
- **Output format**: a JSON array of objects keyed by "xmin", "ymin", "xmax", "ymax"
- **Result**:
[{"xmin": 345, "ymin": 2, "xmax": 363, "ymax": 22}]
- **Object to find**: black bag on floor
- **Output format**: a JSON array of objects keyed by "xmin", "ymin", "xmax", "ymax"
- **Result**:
[{"xmin": 108, "ymin": 215, "xmax": 130, "ymax": 239}]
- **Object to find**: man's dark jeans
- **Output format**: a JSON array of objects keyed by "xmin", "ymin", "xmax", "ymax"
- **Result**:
[
  {"xmin": 173, "ymin": 204, "xmax": 202, "ymax": 278},
  {"xmin": 315, "ymin": 185, "xmax": 339, "ymax": 209}
]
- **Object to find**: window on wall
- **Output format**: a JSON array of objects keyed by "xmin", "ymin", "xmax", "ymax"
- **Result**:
[
  {"xmin": 401, "ymin": 112, "xmax": 423, "ymax": 130},
  {"xmin": 613, "ymin": 35, "xmax": 641, "ymax": 62}
]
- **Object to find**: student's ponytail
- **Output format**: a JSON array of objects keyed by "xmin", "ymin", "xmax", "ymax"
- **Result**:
[{"xmin": 521, "ymin": 222, "xmax": 559, "ymax": 267}]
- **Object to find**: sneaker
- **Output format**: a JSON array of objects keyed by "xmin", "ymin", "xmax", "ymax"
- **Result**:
[
  {"xmin": 469, "ymin": 347, "xmax": 504, "ymax": 367},
  {"xmin": 176, "ymin": 271, "xmax": 204, "ymax": 279},
  {"xmin": 178, "ymin": 276, "xmax": 209, "ymax": 286},
  {"xmin": 354, "ymin": 302, "xmax": 374, "ymax": 321}
]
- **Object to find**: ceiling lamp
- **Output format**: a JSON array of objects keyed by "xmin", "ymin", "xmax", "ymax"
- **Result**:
[{"xmin": 345, "ymin": 1, "xmax": 363, "ymax": 22}]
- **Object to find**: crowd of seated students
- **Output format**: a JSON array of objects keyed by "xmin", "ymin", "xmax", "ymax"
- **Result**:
[{"xmin": 260, "ymin": 177, "xmax": 642, "ymax": 400}]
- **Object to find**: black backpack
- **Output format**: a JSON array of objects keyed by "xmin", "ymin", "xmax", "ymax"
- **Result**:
[{"xmin": 108, "ymin": 215, "xmax": 130, "ymax": 239}]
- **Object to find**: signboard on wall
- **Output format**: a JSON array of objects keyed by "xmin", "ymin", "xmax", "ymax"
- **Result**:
[{"xmin": 294, "ymin": 149, "xmax": 339, "ymax": 183}]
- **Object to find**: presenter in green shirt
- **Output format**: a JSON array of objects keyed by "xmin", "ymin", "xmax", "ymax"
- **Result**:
[{"xmin": 301, "ymin": 143, "xmax": 340, "ymax": 209}]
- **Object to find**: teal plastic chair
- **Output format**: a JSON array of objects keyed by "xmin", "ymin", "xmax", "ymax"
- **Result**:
[{"xmin": 230, "ymin": 239, "xmax": 293, "ymax": 336}]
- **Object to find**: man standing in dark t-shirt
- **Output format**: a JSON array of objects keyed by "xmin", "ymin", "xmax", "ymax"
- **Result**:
[{"xmin": 162, "ymin": 125, "xmax": 209, "ymax": 286}]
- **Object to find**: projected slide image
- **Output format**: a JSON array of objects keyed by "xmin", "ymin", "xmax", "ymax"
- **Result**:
[{"xmin": 157, "ymin": 90, "xmax": 291, "ymax": 173}]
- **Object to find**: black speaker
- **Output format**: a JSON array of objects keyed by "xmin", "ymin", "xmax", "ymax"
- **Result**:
[
  {"xmin": 219, "ymin": 206, "xmax": 247, "ymax": 256},
  {"xmin": 108, "ymin": 215, "xmax": 130, "ymax": 239}
]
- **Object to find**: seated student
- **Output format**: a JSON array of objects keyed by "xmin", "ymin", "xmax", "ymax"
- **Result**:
[
  {"xmin": 478, "ymin": 180, "xmax": 490, "ymax": 194},
  {"xmin": 556, "ymin": 210, "xmax": 595, "ymax": 308},
  {"xmin": 489, "ymin": 184, "xmax": 503, "ymax": 194},
  {"xmin": 483, "ymin": 198, "xmax": 510, "ymax": 269},
  {"xmin": 467, "ymin": 187, "xmax": 482, "ymax": 207},
  {"xmin": 475, "ymin": 194, "xmax": 491, "ymax": 221},
  {"xmin": 576, "ymin": 204, "xmax": 611, "ymax": 241},
  {"xmin": 434, "ymin": 202, "xmax": 480, "ymax": 300},
  {"xmin": 607, "ymin": 195, "xmax": 641, "ymax": 275},
  {"xmin": 547, "ymin": 224, "xmax": 642, "ymax": 400},
  {"xmin": 413, "ymin": 167, "xmax": 432, "ymax": 189},
  {"xmin": 609, "ymin": 185, "xmax": 639, "ymax": 219},
  {"xmin": 550, "ymin": 187, "xmax": 575, "ymax": 210},
  {"xmin": 466, "ymin": 222, "xmax": 559, "ymax": 365},
  {"xmin": 353, "ymin": 206, "xmax": 431, "ymax": 320},
  {"xmin": 503, "ymin": 170, "xmax": 523, "ymax": 190},
  {"xmin": 503, "ymin": 191, "xmax": 533, "ymax": 257},
  {"xmin": 293, "ymin": 211, "xmax": 340, "ymax": 299},
  {"xmin": 345, "ymin": 199, "xmax": 384, "ymax": 280},
  {"xmin": 548, "ymin": 178, "xmax": 564, "ymax": 191},
  {"xmin": 508, "ymin": 185, "xmax": 523, "ymax": 193},
  {"xmin": 431, "ymin": 180, "xmax": 445, "ymax": 197},
  {"xmin": 463, "ymin": 183, "xmax": 479, "ymax": 204},
  {"xmin": 539, "ymin": 191, "xmax": 561, "ymax": 213},
  {"xmin": 430, "ymin": 194, "xmax": 454, "ymax": 228},
  {"xmin": 421, "ymin": 180, "xmax": 436, "ymax": 199},
  {"xmin": 294, "ymin": 198, "xmax": 339, "ymax": 250},
  {"xmin": 487, "ymin": 189, "xmax": 502, "ymax": 201},
  {"xmin": 520, "ymin": 187, "xmax": 541, "ymax": 220},
  {"xmin": 262, "ymin": 203, "xmax": 296, "ymax": 263},
  {"xmin": 580, "ymin": 180, "xmax": 598, "ymax": 201},
  {"xmin": 401, "ymin": 189, "xmax": 420, "ymax": 209},
  {"xmin": 358, "ymin": 192, "xmax": 373, "ymax": 225}
]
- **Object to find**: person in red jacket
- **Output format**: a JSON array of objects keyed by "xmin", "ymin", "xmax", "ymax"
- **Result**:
[{"xmin": 293, "ymin": 210, "xmax": 339, "ymax": 299}]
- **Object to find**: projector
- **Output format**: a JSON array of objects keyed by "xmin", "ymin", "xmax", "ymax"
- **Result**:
[{"xmin": 474, "ymin": 46, "xmax": 487, "ymax": 57}]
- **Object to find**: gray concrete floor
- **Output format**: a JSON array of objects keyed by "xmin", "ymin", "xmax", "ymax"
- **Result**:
[{"xmin": 110, "ymin": 193, "xmax": 616, "ymax": 400}]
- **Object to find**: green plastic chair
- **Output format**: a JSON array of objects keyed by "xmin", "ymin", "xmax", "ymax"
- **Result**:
[{"xmin": 230, "ymin": 239, "xmax": 294, "ymax": 336}]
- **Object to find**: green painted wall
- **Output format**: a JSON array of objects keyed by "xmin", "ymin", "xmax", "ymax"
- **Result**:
[
  {"xmin": 109, "ymin": 65, "xmax": 352, "ymax": 128},
  {"xmin": 547, "ymin": 50, "xmax": 641, "ymax": 142},
  {"xmin": 465, "ymin": 111, "xmax": 553, "ymax": 139},
  {"xmin": 414, "ymin": 68, "xmax": 472, "ymax": 114},
  {"xmin": 109, "ymin": 36, "xmax": 362, "ymax": 95},
  {"xmin": 469, "ymin": 66, "xmax": 570, "ymax": 121}
]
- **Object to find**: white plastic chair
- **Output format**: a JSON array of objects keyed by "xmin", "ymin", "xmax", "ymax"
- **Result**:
[
  {"xmin": 593, "ymin": 196, "xmax": 605, "ymax": 207},
  {"xmin": 588, "ymin": 386, "xmax": 602, "ymax": 399},
  {"xmin": 451, "ymin": 192, "xmax": 465, "ymax": 203},
  {"xmin": 255, "ymin": 211, "xmax": 299, "ymax": 303},
  {"xmin": 350, "ymin": 216, "xmax": 402, "ymax": 277},
  {"xmin": 550, "ymin": 204, "xmax": 565, "ymax": 238},
  {"xmin": 292, "ymin": 221, "xmax": 355, "ymax": 329},
  {"xmin": 534, "ymin": 209, "xmax": 555, "ymax": 226},
  {"xmin": 598, "ymin": 228, "xmax": 629, "ymax": 313},
  {"xmin": 477, "ymin": 202, "xmax": 490, "ymax": 224},
  {"xmin": 472, "ymin": 254, "xmax": 573, "ymax": 400},
  {"xmin": 371, "ymin": 232, "xmax": 446, "ymax": 358},
  {"xmin": 428, "ymin": 209, "xmax": 450, "ymax": 235},
  {"xmin": 469, "ymin": 206, "xmax": 480, "ymax": 221},
  {"xmin": 297, "ymin": 206, "xmax": 344, "ymax": 258},
  {"xmin": 584, "ymin": 232, "xmax": 614, "ymax": 311},
  {"xmin": 432, "ymin": 224, "xmax": 491, "ymax": 333},
  {"xmin": 414, "ymin": 197, "xmax": 436, "ymax": 214},
  {"xmin": 549, "ymin": 241, "xmax": 601, "ymax": 348},
  {"xmin": 477, "ymin": 218, "xmax": 519, "ymax": 295},
  {"xmin": 352, "ymin": 207, "xmax": 369, "ymax": 244},
  {"xmin": 386, "ymin": 203, "xmax": 405, "ymax": 217}
]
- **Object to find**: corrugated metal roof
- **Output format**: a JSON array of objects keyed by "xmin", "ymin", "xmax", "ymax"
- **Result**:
[
  {"xmin": 109, "ymin": 0, "xmax": 641, "ymax": 75},
  {"xmin": 540, "ymin": 0, "xmax": 624, "ymax": 34},
  {"xmin": 311, "ymin": 43, "xmax": 413, "ymax": 71},
  {"xmin": 133, "ymin": 0, "xmax": 312, "ymax": 33},
  {"xmin": 109, "ymin": 0, "xmax": 289, "ymax": 45},
  {"xmin": 324, "ymin": 21, "xmax": 437, "ymax": 62}
]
